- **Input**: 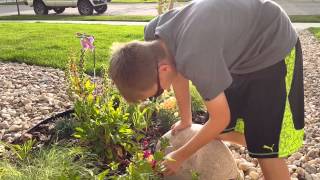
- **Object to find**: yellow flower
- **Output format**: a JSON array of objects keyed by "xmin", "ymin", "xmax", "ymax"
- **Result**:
[
  {"xmin": 146, "ymin": 154, "xmax": 154, "ymax": 163},
  {"xmin": 160, "ymin": 97, "xmax": 176, "ymax": 110}
]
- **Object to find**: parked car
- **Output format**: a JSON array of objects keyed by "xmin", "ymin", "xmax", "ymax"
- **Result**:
[{"xmin": 25, "ymin": 0, "xmax": 108, "ymax": 15}]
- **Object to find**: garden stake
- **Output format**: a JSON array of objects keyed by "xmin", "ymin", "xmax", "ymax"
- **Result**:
[{"xmin": 93, "ymin": 46, "xmax": 96, "ymax": 85}]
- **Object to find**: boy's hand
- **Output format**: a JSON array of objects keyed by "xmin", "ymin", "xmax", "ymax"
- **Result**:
[
  {"xmin": 162, "ymin": 151, "xmax": 184, "ymax": 176},
  {"xmin": 171, "ymin": 120, "xmax": 192, "ymax": 135}
]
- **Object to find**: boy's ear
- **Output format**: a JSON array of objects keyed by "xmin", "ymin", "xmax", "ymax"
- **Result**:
[
  {"xmin": 158, "ymin": 59, "xmax": 174, "ymax": 72},
  {"xmin": 159, "ymin": 64, "xmax": 172, "ymax": 73}
]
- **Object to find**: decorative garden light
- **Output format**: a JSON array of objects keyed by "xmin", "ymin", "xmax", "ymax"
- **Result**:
[{"xmin": 76, "ymin": 32, "xmax": 96, "ymax": 80}]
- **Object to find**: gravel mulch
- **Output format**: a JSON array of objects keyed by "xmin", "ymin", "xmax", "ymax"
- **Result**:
[{"xmin": 0, "ymin": 63, "xmax": 72, "ymax": 142}]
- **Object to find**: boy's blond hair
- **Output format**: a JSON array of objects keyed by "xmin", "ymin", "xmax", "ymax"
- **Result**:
[{"xmin": 109, "ymin": 40, "xmax": 166, "ymax": 103}]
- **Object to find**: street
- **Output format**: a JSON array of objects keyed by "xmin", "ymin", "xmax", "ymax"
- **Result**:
[{"xmin": 0, "ymin": 3, "xmax": 169, "ymax": 16}]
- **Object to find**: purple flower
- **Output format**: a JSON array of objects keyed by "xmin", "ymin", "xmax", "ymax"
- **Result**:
[
  {"xmin": 76, "ymin": 33, "xmax": 95, "ymax": 51},
  {"xmin": 143, "ymin": 140, "xmax": 149, "ymax": 148},
  {"xmin": 81, "ymin": 36, "xmax": 95, "ymax": 51}
]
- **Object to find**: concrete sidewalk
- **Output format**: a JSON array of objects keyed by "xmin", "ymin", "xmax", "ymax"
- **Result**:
[
  {"xmin": 274, "ymin": 0, "xmax": 320, "ymax": 15},
  {"xmin": 0, "ymin": 20, "xmax": 319, "ymax": 30}
]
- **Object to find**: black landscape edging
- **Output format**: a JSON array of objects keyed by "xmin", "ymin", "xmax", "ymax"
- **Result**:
[
  {"xmin": 11, "ymin": 108, "xmax": 74, "ymax": 144},
  {"xmin": 26, "ymin": 108, "xmax": 75, "ymax": 134}
]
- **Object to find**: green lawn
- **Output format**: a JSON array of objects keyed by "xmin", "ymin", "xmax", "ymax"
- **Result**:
[
  {"xmin": 0, "ymin": 15, "xmax": 155, "ymax": 22},
  {"xmin": 1, "ymin": 15, "xmax": 319, "ymax": 23},
  {"xmin": 0, "ymin": 1, "xmax": 25, "ymax": 5},
  {"xmin": 0, "ymin": 23, "xmax": 144, "ymax": 74},
  {"xmin": 289, "ymin": 15, "xmax": 320, "ymax": 23},
  {"xmin": 309, "ymin": 27, "xmax": 320, "ymax": 40}
]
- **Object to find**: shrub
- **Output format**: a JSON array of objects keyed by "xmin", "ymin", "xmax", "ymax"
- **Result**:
[{"xmin": 66, "ymin": 34, "xmax": 154, "ymax": 163}]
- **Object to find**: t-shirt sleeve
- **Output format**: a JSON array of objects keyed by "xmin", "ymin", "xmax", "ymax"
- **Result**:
[
  {"xmin": 175, "ymin": 24, "xmax": 232, "ymax": 101},
  {"xmin": 144, "ymin": 16, "xmax": 160, "ymax": 41}
]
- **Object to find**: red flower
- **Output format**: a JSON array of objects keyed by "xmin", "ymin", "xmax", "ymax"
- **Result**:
[
  {"xmin": 143, "ymin": 150, "xmax": 152, "ymax": 158},
  {"xmin": 151, "ymin": 159, "xmax": 157, "ymax": 169}
]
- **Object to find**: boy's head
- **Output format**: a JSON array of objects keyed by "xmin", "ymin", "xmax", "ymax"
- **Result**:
[{"xmin": 109, "ymin": 40, "xmax": 176, "ymax": 103}]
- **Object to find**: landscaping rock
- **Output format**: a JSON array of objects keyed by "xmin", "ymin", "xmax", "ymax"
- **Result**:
[
  {"xmin": 0, "ymin": 62, "xmax": 72, "ymax": 141},
  {"xmin": 8, "ymin": 125, "xmax": 22, "ymax": 132},
  {"xmin": 305, "ymin": 164, "xmax": 317, "ymax": 174},
  {"xmin": 158, "ymin": 124, "xmax": 240, "ymax": 180},
  {"xmin": 0, "ymin": 121, "xmax": 9, "ymax": 130},
  {"xmin": 238, "ymin": 161, "xmax": 255, "ymax": 171},
  {"xmin": 305, "ymin": 172, "xmax": 313, "ymax": 180},
  {"xmin": 13, "ymin": 133, "xmax": 22, "ymax": 139},
  {"xmin": 307, "ymin": 149, "xmax": 319, "ymax": 159},
  {"xmin": 296, "ymin": 167, "xmax": 305, "ymax": 177},
  {"xmin": 248, "ymin": 171, "xmax": 259, "ymax": 180},
  {"xmin": 291, "ymin": 152, "xmax": 303, "ymax": 160},
  {"xmin": 20, "ymin": 133, "xmax": 33, "ymax": 141}
]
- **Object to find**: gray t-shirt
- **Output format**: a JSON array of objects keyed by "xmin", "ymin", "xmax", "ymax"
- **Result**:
[{"xmin": 144, "ymin": 0, "xmax": 297, "ymax": 101}]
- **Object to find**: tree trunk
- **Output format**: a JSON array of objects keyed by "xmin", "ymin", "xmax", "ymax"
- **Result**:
[
  {"xmin": 157, "ymin": 0, "xmax": 175, "ymax": 15},
  {"xmin": 168, "ymin": 0, "xmax": 174, "ymax": 10},
  {"xmin": 157, "ymin": 0, "xmax": 163, "ymax": 15},
  {"xmin": 15, "ymin": 0, "xmax": 20, "ymax": 15}
]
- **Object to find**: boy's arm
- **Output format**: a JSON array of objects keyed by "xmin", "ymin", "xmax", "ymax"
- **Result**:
[
  {"xmin": 163, "ymin": 92, "xmax": 230, "ymax": 175},
  {"xmin": 171, "ymin": 73, "xmax": 192, "ymax": 133}
]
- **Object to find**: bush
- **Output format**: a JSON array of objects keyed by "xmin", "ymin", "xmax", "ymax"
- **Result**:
[{"xmin": 66, "ymin": 35, "xmax": 154, "ymax": 163}]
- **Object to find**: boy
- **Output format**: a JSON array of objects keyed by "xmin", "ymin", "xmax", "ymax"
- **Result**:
[{"xmin": 109, "ymin": 0, "xmax": 305, "ymax": 179}]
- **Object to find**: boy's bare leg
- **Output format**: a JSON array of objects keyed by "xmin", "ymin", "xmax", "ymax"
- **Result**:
[
  {"xmin": 218, "ymin": 131, "xmax": 247, "ymax": 146},
  {"xmin": 219, "ymin": 133, "xmax": 291, "ymax": 180},
  {"xmin": 258, "ymin": 158, "xmax": 290, "ymax": 180}
]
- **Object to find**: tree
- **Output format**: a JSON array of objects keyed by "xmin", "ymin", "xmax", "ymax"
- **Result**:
[{"xmin": 157, "ymin": 0, "xmax": 175, "ymax": 15}]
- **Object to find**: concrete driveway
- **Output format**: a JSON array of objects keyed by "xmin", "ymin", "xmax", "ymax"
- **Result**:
[{"xmin": 0, "ymin": 0, "xmax": 319, "ymax": 16}]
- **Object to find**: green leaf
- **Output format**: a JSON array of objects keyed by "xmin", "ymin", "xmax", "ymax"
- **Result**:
[
  {"xmin": 75, "ymin": 127, "xmax": 85, "ymax": 133},
  {"xmin": 165, "ymin": 157, "xmax": 176, "ymax": 162},
  {"xmin": 137, "ymin": 161, "xmax": 153, "ymax": 173},
  {"xmin": 73, "ymin": 134, "xmax": 82, "ymax": 138},
  {"xmin": 160, "ymin": 137, "xmax": 170, "ymax": 151},
  {"xmin": 84, "ymin": 79, "xmax": 95, "ymax": 92},
  {"xmin": 97, "ymin": 169, "xmax": 110, "ymax": 180},
  {"xmin": 135, "ymin": 134, "xmax": 145, "ymax": 142},
  {"xmin": 153, "ymin": 151, "xmax": 164, "ymax": 161},
  {"xmin": 86, "ymin": 94, "xmax": 94, "ymax": 104},
  {"xmin": 191, "ymin": 169, "xmax": 200, "ymax": 180},
  {"xmin": 119, "ymin": 127, "xmax": 133, "ymax": 135},
  {"xmin": 109, "ymin": 162, "xmax": 119, "ymax": 171}
]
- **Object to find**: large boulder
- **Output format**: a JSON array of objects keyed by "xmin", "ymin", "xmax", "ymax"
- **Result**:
[{"xmin": 158, "ymin": 124, "xmax": 240, "ymax": 180}]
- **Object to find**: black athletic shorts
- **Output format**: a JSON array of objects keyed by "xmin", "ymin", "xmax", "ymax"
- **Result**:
[{"xmin": 223, "ymin": 39, "xmax": 304, "ymax": 158}]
